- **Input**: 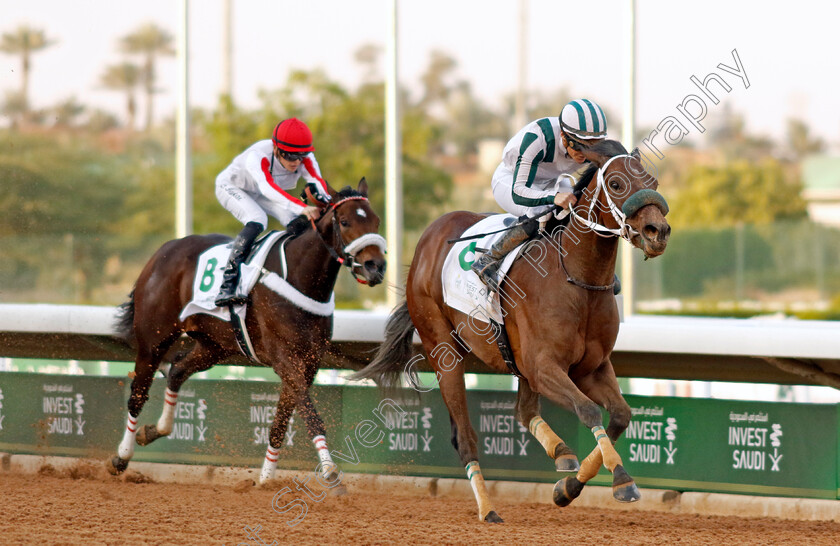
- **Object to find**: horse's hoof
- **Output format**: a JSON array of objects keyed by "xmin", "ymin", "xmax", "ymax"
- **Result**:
[
  {"xmin": 136, "ymin": 424, "xmax": 162, "ymax": 446},
  {"xmin": 613, "ymin": 481, "xmax": 641, "ymax": 502},
  {"xmin": 553, "ymin": 476, "xmax": 583, "ymax": 507},
  {"xmin": 325, "ymin": 469, "xmax": 341, "ymax": 484},
  {"xmin": 483, "ymin": 511, "xmax": 504, "ymax": 523},
  {"xmin": 331, "ymin": 484, "xmax": 348, "ymax": 496},
  {"xmin": 554, "ymin": 454, "xmax": 581, "ymax": 473},
  {"xmin": 612, "ymin": 464, "xmax": 641, "ymax": 503},
  {"xmin": 106, "ymin": 456, "xmax": 129, "ymax": 476}
]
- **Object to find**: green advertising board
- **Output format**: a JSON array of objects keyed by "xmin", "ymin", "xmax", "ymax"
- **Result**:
[
  {"xmin": 129, "ymin": 380, "xmax": 343, "ymax": 470},
  {"xmin": 581, "ymin": 395, "xmax": 838, "ymax": 499},
  {"xmin": 0, "ymin": 372, "xmax": 837, "ymax": 500},
  {"xmin": 0, "ymin": 373, "xmax": 124, "ymax": 458}
]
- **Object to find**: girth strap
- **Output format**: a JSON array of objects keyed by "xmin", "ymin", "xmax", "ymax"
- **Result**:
[
  {"xmin": 229, "ymin": 308, "xmax": 261, "ymax": 364},
  {"xmin": 490, "ymin": 319, "xmax": 522, "ymax": 378},
  {"xmin": 225, "ymin": 230, "xmax": 295, "ymax": 364}
]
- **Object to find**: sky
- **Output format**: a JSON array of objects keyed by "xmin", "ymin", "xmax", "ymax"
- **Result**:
[{"xmin": 1, "ymin": 0, "xmax": 839, "ymax": 149}]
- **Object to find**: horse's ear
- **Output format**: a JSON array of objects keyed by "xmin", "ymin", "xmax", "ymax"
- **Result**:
[
  {"xmin": 631, "ymin": 147, "xmax": 641, "ymax": 160},
  {"xmin": 357, "ymin": 177, "xmax": 369, "ymax": 197}
]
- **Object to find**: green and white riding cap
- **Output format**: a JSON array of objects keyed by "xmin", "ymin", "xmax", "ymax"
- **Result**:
[{"xmin": 560, "ymin": 99, "xmax": 608, "ymax": 140}]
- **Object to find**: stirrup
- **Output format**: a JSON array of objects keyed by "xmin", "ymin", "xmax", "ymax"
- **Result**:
[{"xmin": 472, "ymin": 257, "xmax": 501, "ymax": 293}]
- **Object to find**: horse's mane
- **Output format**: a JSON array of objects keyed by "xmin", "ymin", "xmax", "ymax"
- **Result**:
[
  {"xmin": 573, "ymin": 139, "xmax": 629, "ymax": 193},
  {"xmin": 284, "ymin": 185, "xmax": 367, "ymax": 238},
  {"xmin": 334, "ymin": 185, "xmax": 366, "ymax": 200},
  {"xmin": 286, "ymin": 216, "xmax": 311, "ymax": 238}
]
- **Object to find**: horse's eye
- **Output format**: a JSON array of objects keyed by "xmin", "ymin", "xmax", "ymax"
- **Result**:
[
  {"xmin": 340, "ymin": 219, "xmax": 350, "ymax": 228},
  {"xmin": 609, "ymin": 180, "xmax": 621, "ymax": 191}
]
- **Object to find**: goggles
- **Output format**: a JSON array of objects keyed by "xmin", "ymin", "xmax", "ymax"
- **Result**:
[{"xmin": 277, "ymin": 150, "xmax": 306, "ymax": 161}]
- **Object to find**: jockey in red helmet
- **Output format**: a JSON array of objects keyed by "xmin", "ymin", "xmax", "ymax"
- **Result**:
[{"xmin": 214, "ymin": 117, "xmax": 332, "ymax": 307}]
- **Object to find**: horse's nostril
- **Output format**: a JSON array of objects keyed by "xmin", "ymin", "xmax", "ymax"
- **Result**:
[
  {"xmin": 643, "ymin": 225, "xmax": 659, "ymax": 240},
  {"xmin": 365, "ymin": 260, "xmax": 385, "ymax": 275}
]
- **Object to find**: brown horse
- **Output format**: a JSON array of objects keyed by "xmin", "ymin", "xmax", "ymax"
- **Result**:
[
  {"xmin": 107, "ymin": 179, "xmax": 386, "ymax": 485},
  {"xmin": 354, "ymin": 141, "xmax": 670, "ymax": 522}
]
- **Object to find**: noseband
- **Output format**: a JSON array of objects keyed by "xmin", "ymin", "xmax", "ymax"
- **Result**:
[{"xmin": 310, "ymin": 196, "xmax": 387, "ymax": 284}]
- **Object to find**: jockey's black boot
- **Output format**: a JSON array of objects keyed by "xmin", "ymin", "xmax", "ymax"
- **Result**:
[
  {"xmin": 471, "ymin": 219, "xmax": 538, "ymax": 293},
  {"xmin": 613, "ymin": 274, "xmax": 621, "ymax": 295},
  {"xmin": 215, "ymin": 221, "xmax": 263, "ymax": 307}
]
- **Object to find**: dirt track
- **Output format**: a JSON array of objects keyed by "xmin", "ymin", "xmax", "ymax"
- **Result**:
[{"xmin": 1, "ymin": 464, "xmax": 839, "ymax": 545}]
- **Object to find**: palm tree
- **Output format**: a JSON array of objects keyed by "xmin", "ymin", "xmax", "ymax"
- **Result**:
[
  {"xmin": 119, "ymin": 23, "xmax": 174, "ymax": 131},
  {"xmin": 0, "ymin": 25, "xmax": 56, "ymax": 120},
  {"xmin": 100, "ymin": 62, "xmax": 141, "ymax": 131}
]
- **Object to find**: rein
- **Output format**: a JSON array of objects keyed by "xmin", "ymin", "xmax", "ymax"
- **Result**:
[{"xmin": 309, "ymin": 196, "xmax": 387, "ymax": 285}]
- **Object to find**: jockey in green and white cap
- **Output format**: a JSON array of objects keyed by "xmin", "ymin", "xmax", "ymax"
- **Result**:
[
  {"xmin": 560, "ymin": 98, "xmax": 608, "ymax": 141},
  {"xmin": 472, "ymin": 98, "xmax": 619, "ymax": 294}
]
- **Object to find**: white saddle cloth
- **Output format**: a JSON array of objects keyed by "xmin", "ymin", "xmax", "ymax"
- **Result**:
[
  {"xmin": 441, "ymin": 214, "xmax": 528, "ymax": 324},
  {"xmin": 179, "ymin": 231, "xmax": 286, "ymax": 322}
]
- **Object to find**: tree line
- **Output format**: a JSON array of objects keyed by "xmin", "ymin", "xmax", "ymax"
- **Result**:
[
  {"xmin": 1, "ymin": 23, "xmax": 172, "ymax": 131},
  {"xmin": 0, "ymin": 22, "xmax": 830, "ymax": 307}
]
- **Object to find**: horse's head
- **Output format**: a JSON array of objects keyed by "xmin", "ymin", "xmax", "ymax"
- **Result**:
[
  {"xmin": 576, "ymin": 141, "xmax": 671, "ymax": 258},
  {"xmin": 319, "ymin": 178, "xmax": 387, "ymax": 286}
]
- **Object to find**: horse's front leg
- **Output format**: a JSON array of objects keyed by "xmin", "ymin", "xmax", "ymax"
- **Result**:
[
  {"xmin": 534, "ymin": 360, "xmax": 640, "ymax": 507},
  {"xmin": 259, "ymin": 365, "xmax": 307, "ymax": 484},
  {"xmin": 553, "ymin": 357, "xmax": 637, "ymax": 506},
  {"xmin": 515, "ymin": 377, "xmax": 580, "ymax": 472}
]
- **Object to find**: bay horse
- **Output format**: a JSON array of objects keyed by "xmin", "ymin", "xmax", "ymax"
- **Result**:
[
  {"xmin": 107, "ymin": 179, "xmax": 386, "ymax": 485},
  {"xmin": 353, "ymin": 141, "xmax": 670, "ymax": 522}
]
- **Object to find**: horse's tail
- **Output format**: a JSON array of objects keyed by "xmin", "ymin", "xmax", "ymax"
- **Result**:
[
  {"xmin": 350, "ymin": 300, "xmax": 416, "ymax": 389},
  {"xmin": 114, "ymin": 288, "xmax": 136, "ymax": 345}
]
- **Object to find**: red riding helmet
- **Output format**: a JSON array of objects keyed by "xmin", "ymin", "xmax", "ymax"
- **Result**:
[{"xmin": 272, "ymin": 118, "xmax": 315, "ymax": 153}]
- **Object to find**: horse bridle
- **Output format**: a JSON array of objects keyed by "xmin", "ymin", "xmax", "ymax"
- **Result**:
[
  {"xmin": 567, "ymin": 154, "xmax": 641, "ymax": 243},
  {"xmin": 310, "ymin": 196, "xmax": 387, "ymax": 285},
  {"xmin": 559, "ymin": 154, "xmax": 668, "ymax": 291}
]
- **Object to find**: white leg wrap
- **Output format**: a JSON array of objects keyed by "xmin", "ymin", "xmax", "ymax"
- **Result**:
[
  {"xmin": 313, "ymin": 435, "xmax": 336, "ymax": 478},
  {"xmin": 118, "ymin": 414, "xmax": 138, "ymax": 459},
  {"xmin": 466, "ymin": 461, "xmax": 494, "ymax": 521},
  {"xmin": 259, "ymin": 445, "xmax": 280, "ymax": 484},
  {"xmin": 155, "ymin": 388, "xmax": 178, "ymax": 435}
]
